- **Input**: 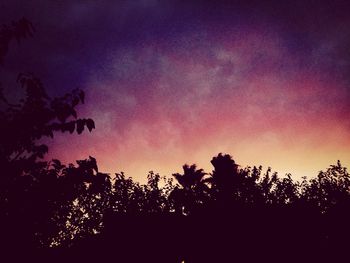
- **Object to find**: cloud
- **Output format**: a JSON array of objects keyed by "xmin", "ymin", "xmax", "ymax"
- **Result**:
[
  {"xmin": 68, "ymin": 25, "xmax": 350, "ymax": 180},
  {"xmin": 2, "ymin": 0, "xmax": 350, "ymax": 181}
]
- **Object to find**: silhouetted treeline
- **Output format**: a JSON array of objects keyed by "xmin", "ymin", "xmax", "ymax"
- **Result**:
[{"xmin": 1, "ymin": 19, "xmax": 350, "ymax": 262}]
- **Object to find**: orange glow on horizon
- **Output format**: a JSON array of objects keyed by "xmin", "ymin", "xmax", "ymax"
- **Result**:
[{"xmin": 45, "ymin": 29, "xmax": 350, "ymax": 184}]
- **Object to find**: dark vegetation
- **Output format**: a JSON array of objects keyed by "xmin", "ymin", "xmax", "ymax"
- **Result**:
[{"xmin": 1, "ymin": 19, "xmax": 350, "ymax": 262}]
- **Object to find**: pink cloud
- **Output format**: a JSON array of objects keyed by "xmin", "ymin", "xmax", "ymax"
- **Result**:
[{"xmin": 47, "ymin": 26, "xmax": 350, "ymax": 182}]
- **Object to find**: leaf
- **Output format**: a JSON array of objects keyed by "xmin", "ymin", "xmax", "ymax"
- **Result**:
[
  {"xmin": 51, "ymin": 159, "xmax": 62, "ymax": 170},
  {"xmin": 76, "ymin": 119, "xmax": 85, "ymax": 134},
  {"xmin": 67, "ymin": 121, "xmax": 75, "ymax": 133},
  {"xmin": 89, "ymin": 156, "xmax": 98, "ymax": 173},
  {"xmin": 86, "ymin": 118, "xmax": 95, "ymax": 132}
]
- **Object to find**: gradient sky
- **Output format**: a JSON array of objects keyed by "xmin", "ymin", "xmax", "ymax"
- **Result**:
[{"xmin": 1, "ymin": 0, "xmax": 350, "ymax": 182}]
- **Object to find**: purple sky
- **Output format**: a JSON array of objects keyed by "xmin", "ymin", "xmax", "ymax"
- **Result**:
[{"xmin": 1, "ymin": 0, "xmax": 350, "ymax": 182}]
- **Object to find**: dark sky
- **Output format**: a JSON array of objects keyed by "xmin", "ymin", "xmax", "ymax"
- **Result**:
[{"xmin": 1, "ymin": 0, "xmax": 350, "ymax": 181}]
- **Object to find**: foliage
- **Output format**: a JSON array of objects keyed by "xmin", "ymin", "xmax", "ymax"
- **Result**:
[
  {"xmin": 1, "ymin": 18, "xmax": 350, "ymax": 262},
  {"xmin": 0, "ymin": 19, "xmax": 97, "ymax": 248},
  {"xmin": 0, "ymin": 17, "xmax": 34, "ymax": 63}
]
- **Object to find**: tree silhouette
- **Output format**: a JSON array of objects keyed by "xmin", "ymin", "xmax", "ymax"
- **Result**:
[
  {"xmin": 302, "ymin": 160, "xmax": 350, "ymax": 212},
  {"xmin": 1, "ymin": 18, "xmax": 350, "ymax": 263},
  {"xmin": 171, "ymin": 164, "xmax": 208, "ymax": 215},
  {"xmin": 48, "ymin": 157, "xmax": 112, "ymax": 247},
  {"xmin": 0, "ymin": 17, "xmax": 34, "ymax": 63},
  {"xmin": 0, "ymin": 19, "xmax": 98, "ymax": 248}
]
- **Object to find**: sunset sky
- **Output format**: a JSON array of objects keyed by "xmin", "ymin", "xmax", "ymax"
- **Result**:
[{"xmin": 1, "ymin": 0, "xmax": 350, "ymax": 182}]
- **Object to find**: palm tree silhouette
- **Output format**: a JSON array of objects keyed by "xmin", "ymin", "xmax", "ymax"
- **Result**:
[{"xmin": 171, "ymin": 164, "xmax": 208, "ymax": 215}]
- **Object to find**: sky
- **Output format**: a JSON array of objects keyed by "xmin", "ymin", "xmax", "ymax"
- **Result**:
[{"xmin": 1, "ymin": 0, "xmax": 350, "ymax": 182}]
